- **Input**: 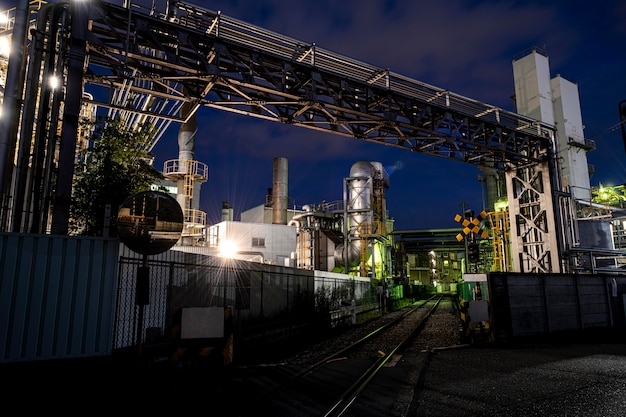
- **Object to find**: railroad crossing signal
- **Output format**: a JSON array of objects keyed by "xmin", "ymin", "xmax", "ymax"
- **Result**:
[
  {"xmin": 454, "ymin": 210, "xmax": 488, "ymax": 241},
  {"xmin": 467, "ymin": 242, "xmax": 480, "ymax": 263}
]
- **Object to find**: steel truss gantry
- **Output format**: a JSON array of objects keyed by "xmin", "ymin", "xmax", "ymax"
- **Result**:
[{"xmin": 2, "ymin": 0, "xmax": 566, "ymax": 272}]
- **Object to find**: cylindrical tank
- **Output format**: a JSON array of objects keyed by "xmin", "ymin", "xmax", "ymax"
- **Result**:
[
  {"xmin": 334, "ymin": 240, "xmax": 362, "ymax": 268},
  {"xmin": 334, "ymin": 160, "xmax": 378, "ymax": 269},
  {"xmin": 349, "ymin": 160, "xmax": 374, "ymax": 231},
  {"xmin": 272, "ymin": 157, "xmax": 288, "ymax": 225}
]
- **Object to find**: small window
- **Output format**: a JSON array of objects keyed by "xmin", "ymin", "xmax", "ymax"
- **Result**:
[{"xmin": 252, "ymin": 237, "xmax": 265, "ymax": 247}]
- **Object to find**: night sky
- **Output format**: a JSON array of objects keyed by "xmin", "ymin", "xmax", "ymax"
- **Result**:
[{"xmin": 9, "ymin": 0, "xmax": 626, "ymax": 230}]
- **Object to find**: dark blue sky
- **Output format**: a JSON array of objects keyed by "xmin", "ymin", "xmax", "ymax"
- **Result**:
[
  {"xmin": 7, "ymin": 0, "xmax": 626, "ymax": 230},
  {"xmin": 146, "ymin": 0, "xmax": 624, "ymax": 231}
]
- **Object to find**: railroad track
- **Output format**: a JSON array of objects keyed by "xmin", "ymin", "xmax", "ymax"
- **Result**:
[{"xmin": 229, "ymin": 294, "xmax": 457, "ymax": 417}]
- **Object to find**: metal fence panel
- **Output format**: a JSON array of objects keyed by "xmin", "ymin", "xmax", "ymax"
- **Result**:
[
  {"xmin": 113, "ymin": 251, "xmax": 377, "ymax": 352},
  {"xmin": 0, "ymin": 233, "xmax": 119, "ymax": 363},
  {"xmin": 490, "ymin": 272, "xmax": 625, "ymax": 341}
]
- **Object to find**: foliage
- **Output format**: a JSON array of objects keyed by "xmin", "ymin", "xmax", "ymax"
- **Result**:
[{"xmin": 69, "ymin": 117, "xmax": 164, "ymax": 236}]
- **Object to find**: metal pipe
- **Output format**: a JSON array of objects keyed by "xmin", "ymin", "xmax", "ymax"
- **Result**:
[
  {"xmin": 0, "ymin": 0, "xmax": 30, "ymax": 230},
  {"xmin": 50, "ymin": 1, "xmax": 89, "ymax": 234},
  {"xmin": 13, "ymin": 3, "xmax": 67, "ymax": 232}
]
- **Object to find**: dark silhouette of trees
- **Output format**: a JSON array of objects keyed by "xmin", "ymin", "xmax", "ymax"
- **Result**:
[{"xmin": 70, "ymin": 117, "xmax": 164, "ymax": 236}]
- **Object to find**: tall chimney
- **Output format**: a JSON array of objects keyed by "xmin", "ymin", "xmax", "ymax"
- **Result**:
[
  {"xmin": 272, "ymin": 157, "xmax": 288, "ymax": 225},
  {"xmin": 221, "ymin": 201, "xmax": 233, "ymax": 222}
]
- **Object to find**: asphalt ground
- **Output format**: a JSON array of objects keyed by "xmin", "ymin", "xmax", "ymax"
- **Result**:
[
  {"xmin": 408, "ymin": 335, "xmax": 626, "ymax": 416},
  {"xmin": 3, "ymin": 329, "xmax": 625, "ymax": 416}
]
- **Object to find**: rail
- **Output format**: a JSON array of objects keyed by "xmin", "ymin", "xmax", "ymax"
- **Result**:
[
  {"xmin": 229, "ymin": 294, "xmax": 444, "ymax": 416},
  {"xmin": 322, "ymin": 295, "xmax": 443, "ymax": 417}
]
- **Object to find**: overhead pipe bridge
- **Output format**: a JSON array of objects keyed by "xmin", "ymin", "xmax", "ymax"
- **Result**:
[
  {"xmin": 84, "ymin": 1, "xmax": 555, "ymax": 167},
  {"xmin": 2, "ymin": 0, "xmax": 568, "ymax": 272}
]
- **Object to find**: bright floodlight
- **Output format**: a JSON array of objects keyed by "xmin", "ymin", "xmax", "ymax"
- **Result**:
[
  {"xmin": 49, "ymin": 75, "xmax": 59, "ymax": 90},
  {"xmin": 0, "ymin": 36, "xmax": 10, "ymax": 58},
  {"xmin": 218, "ymin": 239, "xmax": 238, "ymax": 258}
]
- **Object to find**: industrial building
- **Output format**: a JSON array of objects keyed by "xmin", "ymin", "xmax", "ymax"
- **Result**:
[
  {"xmin": 169, "ymin": 157, "xmax": 398, "ymax": 283},
  {"xmin": 159, "ymin": 48, "xmax": 619, "ymax": 289}
]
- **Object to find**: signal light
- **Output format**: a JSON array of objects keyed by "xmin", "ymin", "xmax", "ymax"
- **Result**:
[{"xmin": 468, "ymin": 243, "xmax": 479, "ymax": 263}]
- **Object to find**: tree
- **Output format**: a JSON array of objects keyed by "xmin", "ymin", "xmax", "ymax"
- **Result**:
[{"xmin": 69, "ymin": 117, "xmax": 164, "ymax": 236}]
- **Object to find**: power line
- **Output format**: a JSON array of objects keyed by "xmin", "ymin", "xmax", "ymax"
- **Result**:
[{"xmin": 587, "ymin": 119, "xmax": 626, "ymax": 141}]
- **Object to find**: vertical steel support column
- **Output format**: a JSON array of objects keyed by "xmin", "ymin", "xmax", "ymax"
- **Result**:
[
  {"xmin": 13, "ymin": 3, "xmax": 66, "ymax": 233},
  {"xmin": 50, "ymin": 2, "xmax": 88, "ymax": 234},
  {"xmin": 505, "ymin": 161, "xmax": 561, "ymax": 273},
  {"xmin": 0, "ymin": 0, "xmax": 30, "ymax": 231}
]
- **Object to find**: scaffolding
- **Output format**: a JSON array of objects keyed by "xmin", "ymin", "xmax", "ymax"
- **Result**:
[{"xmin": 489, "ymin": 210, "xmax": 511, "ymax": 272}]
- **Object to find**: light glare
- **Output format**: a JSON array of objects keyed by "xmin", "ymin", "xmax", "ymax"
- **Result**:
[
  {"xmin": 218, "ymin": 239, "xmax": 238, "ymax": 258},
  {"xmin": 49, "ymin": 75, "xmax": 59, "ymax": 90},
  {"xmin": 0, "ymin": 36, "xmax": 10, "ymax": 57}
]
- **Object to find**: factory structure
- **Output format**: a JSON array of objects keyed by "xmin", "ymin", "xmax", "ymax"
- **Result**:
[
  {"xmin": 511, "ymin": 49, "xmax": 620, "ymax": 271},
  {"xmin": 158, "ymin": 46, "xmax": 624, "ymax": 289},
  {"xmin": 167, "ymin": 155, "xmax": 397, "ymax": 282},
  {"xmin": 0, "ymin": 1, "xmax": 623, "ymax": 286}
]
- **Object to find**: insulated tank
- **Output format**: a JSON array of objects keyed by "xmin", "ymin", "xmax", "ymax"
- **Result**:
[{"xmin": 334, "ymin": 160, "xmax": 379, "ymax": 269}]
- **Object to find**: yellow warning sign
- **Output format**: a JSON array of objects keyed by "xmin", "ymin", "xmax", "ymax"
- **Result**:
[{"xmin": 454, "ymin": 210, "xmax": 488, "ymax": 241}]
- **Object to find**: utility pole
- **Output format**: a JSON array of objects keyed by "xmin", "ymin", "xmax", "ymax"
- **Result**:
[
  {"xmin": 619, "ymin": 100, "xmax": 626, "ymax": 151},
  {"xmin": 459, "ymin": 202, "xmax": 469, "ymax": 271}
]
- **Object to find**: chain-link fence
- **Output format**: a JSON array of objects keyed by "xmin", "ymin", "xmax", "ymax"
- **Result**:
[{"xmin": 113, "ymin": 255, "xmax": 377, "ymax": 356}]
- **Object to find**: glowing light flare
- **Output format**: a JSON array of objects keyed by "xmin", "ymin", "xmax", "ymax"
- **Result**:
[
  {"xmin": 0, "ymin": 35, "xmax": 10, "ymax": 58},
  {"xmin": 494, "ymin": 198, "xmax": 508, "ymax": 211},
  {"xmin": 49, "ymin": 75, "xmax": 60, "ymax": 90},
  {"xmin": 218, "ymin": 239, "xmax": 238, "ymax": 258}
]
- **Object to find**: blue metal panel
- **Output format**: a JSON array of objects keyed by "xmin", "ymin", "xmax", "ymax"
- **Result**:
[{"xmin": 0, "ymin": 233, "xmax": 119, "ymax": 363}]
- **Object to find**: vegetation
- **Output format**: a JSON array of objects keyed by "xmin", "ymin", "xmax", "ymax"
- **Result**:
[{"xmin": 69, "ymin": 117, "xmax": 164, "ymax": 236}]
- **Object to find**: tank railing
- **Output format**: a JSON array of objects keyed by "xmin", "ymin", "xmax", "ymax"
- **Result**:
[
  {"xmin": 183, "ymin": 207, "xmax": 206, "ymax": 226},
  {"xmin": 163, "ymin": 159, "xmax": 209, "ymax": 180},
  {"xmin": 323, "ymin": 200, "xmax": 345, "ymax": 213}
]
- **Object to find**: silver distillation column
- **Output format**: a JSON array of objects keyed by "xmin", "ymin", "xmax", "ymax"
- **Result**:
[{"xmin": 335, "ymin": 161, "xmax": 375, "ymax": 277}]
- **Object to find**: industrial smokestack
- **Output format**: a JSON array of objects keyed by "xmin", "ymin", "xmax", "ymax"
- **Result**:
[
  {"xmin": 221, "ymin": 201, "xmax": 233, "ymax": 222},
  {"xmin": 272, "ymin": 157, "xmax": 288, "ymax": 225}
]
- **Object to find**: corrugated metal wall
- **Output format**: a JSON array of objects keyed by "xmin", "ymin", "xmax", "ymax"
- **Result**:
[{"xmin": 0, "ymin": 233, "xmax": 119, "ymax": 363}]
